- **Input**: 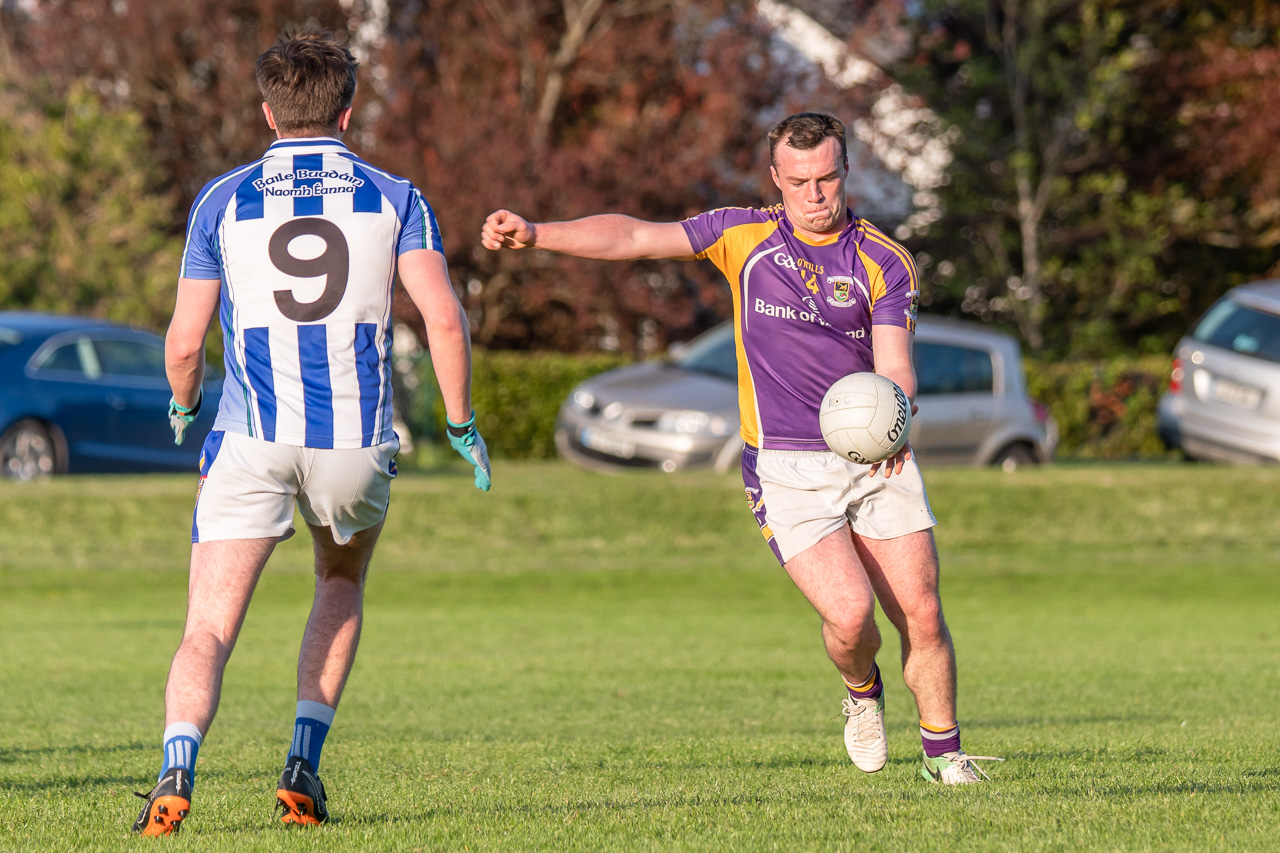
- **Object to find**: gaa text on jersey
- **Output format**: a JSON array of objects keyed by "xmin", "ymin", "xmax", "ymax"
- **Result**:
[{"xmin": 772, "ymin": 252, "xmax": 824, "ymax": 276}]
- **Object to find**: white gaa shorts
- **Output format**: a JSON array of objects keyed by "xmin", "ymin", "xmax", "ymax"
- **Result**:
[
  {"xmin": 741, "ymin": 446, "xmax": 937, "ymax": 565},
  {"xmin": 191, "ymin": 430, "xmax": 398, "ymax": 545}
]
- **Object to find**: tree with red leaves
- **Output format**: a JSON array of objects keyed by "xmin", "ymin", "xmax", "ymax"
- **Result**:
[
  {"xmin": 365, "ymin": 0, "xmax": 852, "ymax": 353},
  {"xmin": 5, "ymin": 0, "xmax": 368, "ymax": 206}
]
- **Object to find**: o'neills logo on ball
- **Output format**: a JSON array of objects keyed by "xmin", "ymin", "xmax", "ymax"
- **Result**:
[
  {"xmin": 885, "ymin": 386, "xmax": 909, "ymax": 444},
  {"xmin": 846, "ymin": 449, "xmax": 871, "ymax": 464}
]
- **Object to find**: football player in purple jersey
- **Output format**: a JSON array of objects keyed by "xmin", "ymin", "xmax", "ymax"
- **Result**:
[{"xmin": 482, "ymin": 112, "xmax": 999, "ymax": 784}]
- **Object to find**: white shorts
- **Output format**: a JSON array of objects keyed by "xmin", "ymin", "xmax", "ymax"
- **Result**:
[
  {"xmin": 191, "ymin": 431, "xmax": 398, "ymax": 545},
  {"xmin": 742, "ymin": 446, "xmax": 937, "ymax": 565}
]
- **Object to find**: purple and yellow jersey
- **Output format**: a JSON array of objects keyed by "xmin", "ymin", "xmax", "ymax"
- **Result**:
[{"xmin": 681, "ymin": 205, "xmax": 918, "ymax": 451}]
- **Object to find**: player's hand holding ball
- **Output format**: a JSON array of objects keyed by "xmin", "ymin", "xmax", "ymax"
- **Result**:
[
  {"xmin": 446, "ymin": 411, "xmax": 492, "ymax": 491},
  {"xmin": 819, "ymin": 373, "xmax": 913, "ymax": 478},
  {"xmin": 167, "ymin": 393, "xmax": 202, "ymax": 446}
]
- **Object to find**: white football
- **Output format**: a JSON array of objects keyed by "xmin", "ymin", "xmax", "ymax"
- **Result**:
[{"xmin": 819, "ymin": 372, "xmax": 912, "ymax": 464}]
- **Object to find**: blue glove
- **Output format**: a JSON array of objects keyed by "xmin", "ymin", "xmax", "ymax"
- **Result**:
[
  {"xmin": 446, "ymin": 411, "xmax": 491, "ymax": 492},
  {"xmin": 168, "ymin": 393, "xmax": 202, "ymax": 446}
]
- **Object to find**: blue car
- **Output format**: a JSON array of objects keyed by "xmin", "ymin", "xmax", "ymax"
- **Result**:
[{"xmin": 0, "ymin": 312, "xmax": 222, "ymax": 479}]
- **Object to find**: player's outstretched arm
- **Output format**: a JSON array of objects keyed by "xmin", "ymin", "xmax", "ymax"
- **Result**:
[
  {"xmin": 481, "ymin": 210, "xmax": 696, "ymax": 261},
  {"xmin": 398, "ymin": 249, "xmax": 491, "ymax": 491},
  {"xmin": 165, "ymin": 277, "xmax": 220, "ymax": 445},
  {"xmin": 869, "ymin": 324, "xmax": 918, "ymax": 479}
]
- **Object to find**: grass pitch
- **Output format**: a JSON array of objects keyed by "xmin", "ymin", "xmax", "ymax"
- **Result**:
[{"xmin": 0, "ymin": 461, "xmax": 1277, "ymax": 850}]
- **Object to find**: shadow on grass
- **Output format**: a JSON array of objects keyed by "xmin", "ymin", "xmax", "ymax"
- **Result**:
[
  {"xmin": 972, "ymin": 712, "xmax": 1168, "ymax": 728},
  {"xmin": 332, "ymin": 791, "xmax": 788, "ymax": 828},
  {"xmin": 0, "ymin": 773, "xmax": 143, "ymax": 792},
  {"xmin": 0, "ymin": 741, "xmax": 150, "ymax": 766}
]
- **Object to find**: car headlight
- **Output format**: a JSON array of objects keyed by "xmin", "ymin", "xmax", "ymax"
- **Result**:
[
  {"xmin": 571, "ymin": 389, "xmax": 596, "ymax": 412},
  {"xmin": 656, "ymin": 410, "xmax": 712, "ymax": 434}
]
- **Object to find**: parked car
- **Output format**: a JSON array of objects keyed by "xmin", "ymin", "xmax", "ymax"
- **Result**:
[
  {"xmin": 0, "ymin": 312, "xmax": 222, "ymax": 479},
  {"xmin": 555, "ymin": 317, "xmax": 1056, "ymax": 473},
  {"xmin": 1157, "ymin": 280, "xmax": 1280, "ymax": 463}
]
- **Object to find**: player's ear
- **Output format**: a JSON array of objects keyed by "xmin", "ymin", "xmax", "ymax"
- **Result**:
[
  {"xmin": 262, "ymin": 102, "xmax": 277, "ymax": 131},
  {"xmin": 336, "ymin": 106, "xmax": 353, "ymax": 133},
  {"xmin": 770, "ymin": 165, "xmax": 781, "ymax": 191}
]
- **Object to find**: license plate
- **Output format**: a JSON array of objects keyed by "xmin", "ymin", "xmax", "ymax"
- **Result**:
[
  {"xmin": 579, "ymin": 426, "xmax": 635, "ymax": 458},
  {"xmin": 1209, "ymin": 377, "xmax": 1263, "ymax": 409}
]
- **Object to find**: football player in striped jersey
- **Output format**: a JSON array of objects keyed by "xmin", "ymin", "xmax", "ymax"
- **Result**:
[{"xmin": 133, "ymin": 30, "xmax": 490, "ymax": 836}]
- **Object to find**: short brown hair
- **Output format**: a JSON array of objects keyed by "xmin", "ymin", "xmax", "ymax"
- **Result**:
[
  {"xmin": 768, "ymin": 112, "xmax": 847, "ymax": 166},
  {"xmin": 256, "ymin": 30, "xmax": 359, "ymax": 136}
]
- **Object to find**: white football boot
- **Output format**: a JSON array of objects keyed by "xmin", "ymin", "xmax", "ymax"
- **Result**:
[
  {"xmin": 842, "ymin": 694, "xmax": 888, "ymax": 772},
  {"xmin": 921, "ymin": 750, "xmax": 1005, "ymax": 784}
]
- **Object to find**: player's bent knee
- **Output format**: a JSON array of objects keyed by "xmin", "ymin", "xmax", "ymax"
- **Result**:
[
  {"xmin": 901, "ymin": 599, "xmax": 949, "ymax": 644},
  {"xmin": 178, "ymin": 627, "xmax": 238, "ymax": 661},
  {"xmin": 826, "ymin": 611, "xmax": 880, "ymax": 649}
]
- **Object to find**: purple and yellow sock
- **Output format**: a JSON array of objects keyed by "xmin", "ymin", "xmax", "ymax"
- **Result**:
[
  {"xmin": 921, "ymin": 720, "xmax": 961, "ymax": 756},
  {"xmin": 843, "ymin": 663, "xmax": 883, "ymax": 701}
]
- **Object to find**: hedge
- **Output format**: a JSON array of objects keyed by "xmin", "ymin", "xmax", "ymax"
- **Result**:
[
  {"xmin": 401, "ymin": 350, "xmax": 632, "ymax": 461},
  {"xmin": 400, "ymin": 350, "xmax": 1177, "ymax": 462},
  {"xmin": 1024, "ymin": 354, "xmax": 1175, "ymax": 460}
]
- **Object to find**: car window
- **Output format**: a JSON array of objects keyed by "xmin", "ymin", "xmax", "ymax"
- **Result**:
[
  {"xmin": 0, "ymin": 327, "xmax": 20, "ymax": 354},
  {"xmin": 676, "ymin": 326, "xmax": 737, "ymax": 380},
  {"xmin": 30, "ymin": 337, "xmax": 101, "ymax": 379},
  {"xmin": 916, "ymin": 342, "xmax": 994, "ymax": 395},
  {"xmin": 94, "ymin": 337, "xmax": 168, "ymax": 379},
  {"xmin": 1192, "ymin": 298, "xmax": 1280, "ymax": 365}
]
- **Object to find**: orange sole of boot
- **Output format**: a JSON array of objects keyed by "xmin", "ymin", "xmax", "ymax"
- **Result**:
[
  {"xmin": 138, "ymin": 795, "xmax": 190, "ymax": 836},
  {"xmin": 275, "ymin": 790, "xmax": 322, "ymax": 825}
]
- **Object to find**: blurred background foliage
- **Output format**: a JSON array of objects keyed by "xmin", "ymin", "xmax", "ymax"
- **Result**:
[
  {"xmin": 1, "ymin": 0, "xmax": 1276, "ymax": 457},
  {"xmin": 3, "ymin": 0, "xmax": 1276, "ymax": 358}
]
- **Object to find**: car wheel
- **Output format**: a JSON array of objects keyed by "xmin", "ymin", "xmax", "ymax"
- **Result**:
[
  {"xmin": 993, "ymin": 442, "xmax": 1037, "ymax": 473},
  {"xmin": 1, "ymin": 420, "xmax": 59, "ymax": 481}
]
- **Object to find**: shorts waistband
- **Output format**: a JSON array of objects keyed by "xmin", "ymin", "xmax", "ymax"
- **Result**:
[{"xmin": 754, "ymin": 448, "xmax": 836, "ymax": 458}]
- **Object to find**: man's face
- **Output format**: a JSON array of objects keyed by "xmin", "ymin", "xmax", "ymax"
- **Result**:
[{"xmin": 770, "ymin": 136, "xmax": 848, "ymax": 237}]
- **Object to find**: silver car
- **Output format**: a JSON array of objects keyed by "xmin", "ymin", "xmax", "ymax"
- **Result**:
[
  {"xmin": 1157, "ymin": 280, "xmax": 1280, "ymax": 463},
  {"xmin": 556, "ymin": 317, "xmax": 1056, "ymax": 472}
]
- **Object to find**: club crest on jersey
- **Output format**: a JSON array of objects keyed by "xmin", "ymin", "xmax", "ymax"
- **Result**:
[{"xmin": 826, "ymin": 275, "xmax": 860, "ymax": 308}]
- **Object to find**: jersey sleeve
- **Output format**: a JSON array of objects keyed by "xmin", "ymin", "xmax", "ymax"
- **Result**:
[
  {"xmin": 397, "ymin": 187, "xmax": 444, "ymax": 255},
  {"xmin": 681, "ymin": 207, "xmax": 770, "ymax": 276},
  {"xmin": 180, "ymin": 179, "xmax": 225, "ymax": 280},
  {"xmin": 869, "ymin": 243, "xmax": 920, "ymax": 333}
]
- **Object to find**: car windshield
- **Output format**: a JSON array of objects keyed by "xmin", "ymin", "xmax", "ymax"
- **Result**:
[
  {"xmin": 1192, "ymin": 298, "xmax": 1280, "ymax": 365},
  {"xmin": 674, "ymin": 325, "xmax": 736, "ymax": 380}
]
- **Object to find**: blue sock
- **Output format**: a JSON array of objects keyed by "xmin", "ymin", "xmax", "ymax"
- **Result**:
[
  {"xmin": 159, "ymin": 722, "xmax": 202, "ymax": 781},
  {"xmin": 289, "ymin": 700, "xmax": 336, "ymax": 770}
]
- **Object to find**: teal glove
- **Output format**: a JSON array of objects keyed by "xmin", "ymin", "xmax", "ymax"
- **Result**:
[
  {"xmin": 168, "ymin": 393, "xmax": 202, "ymax": 446},
  {"xmin": 446, "ymin": 412, "xmax": 491, "ymax": 492}
]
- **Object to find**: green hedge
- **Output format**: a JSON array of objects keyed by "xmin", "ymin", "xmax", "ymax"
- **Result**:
[
  {"xmin": 403, "ymin": 350, "xmax": 632, "ymax": 461},
  {"xmin": 1024, "ymin": 354, "xmax": 1175, "ymax": 459},
  {"xmin": 401, "ymin": 350, "xmax": 1176, "ymax": 462}
]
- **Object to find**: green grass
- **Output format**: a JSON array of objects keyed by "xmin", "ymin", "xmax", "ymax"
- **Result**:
[{"xmin": 1, "ymin": 461, "xmax": 1278, "ymax": 850}]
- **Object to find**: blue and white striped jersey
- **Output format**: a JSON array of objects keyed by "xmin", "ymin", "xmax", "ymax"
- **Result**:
[{"xmin": 181, "ymin": 137, "xmax": 442, "ymax": 449}]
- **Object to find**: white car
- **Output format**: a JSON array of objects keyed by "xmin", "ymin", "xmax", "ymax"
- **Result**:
[
  {"xmin": 556, "ymin": 317, "xmax": 1057, "ymax": 472},
  {"xmin": 1158, "ymin": 280, "xmax": 1280, "ymax": 462}
]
